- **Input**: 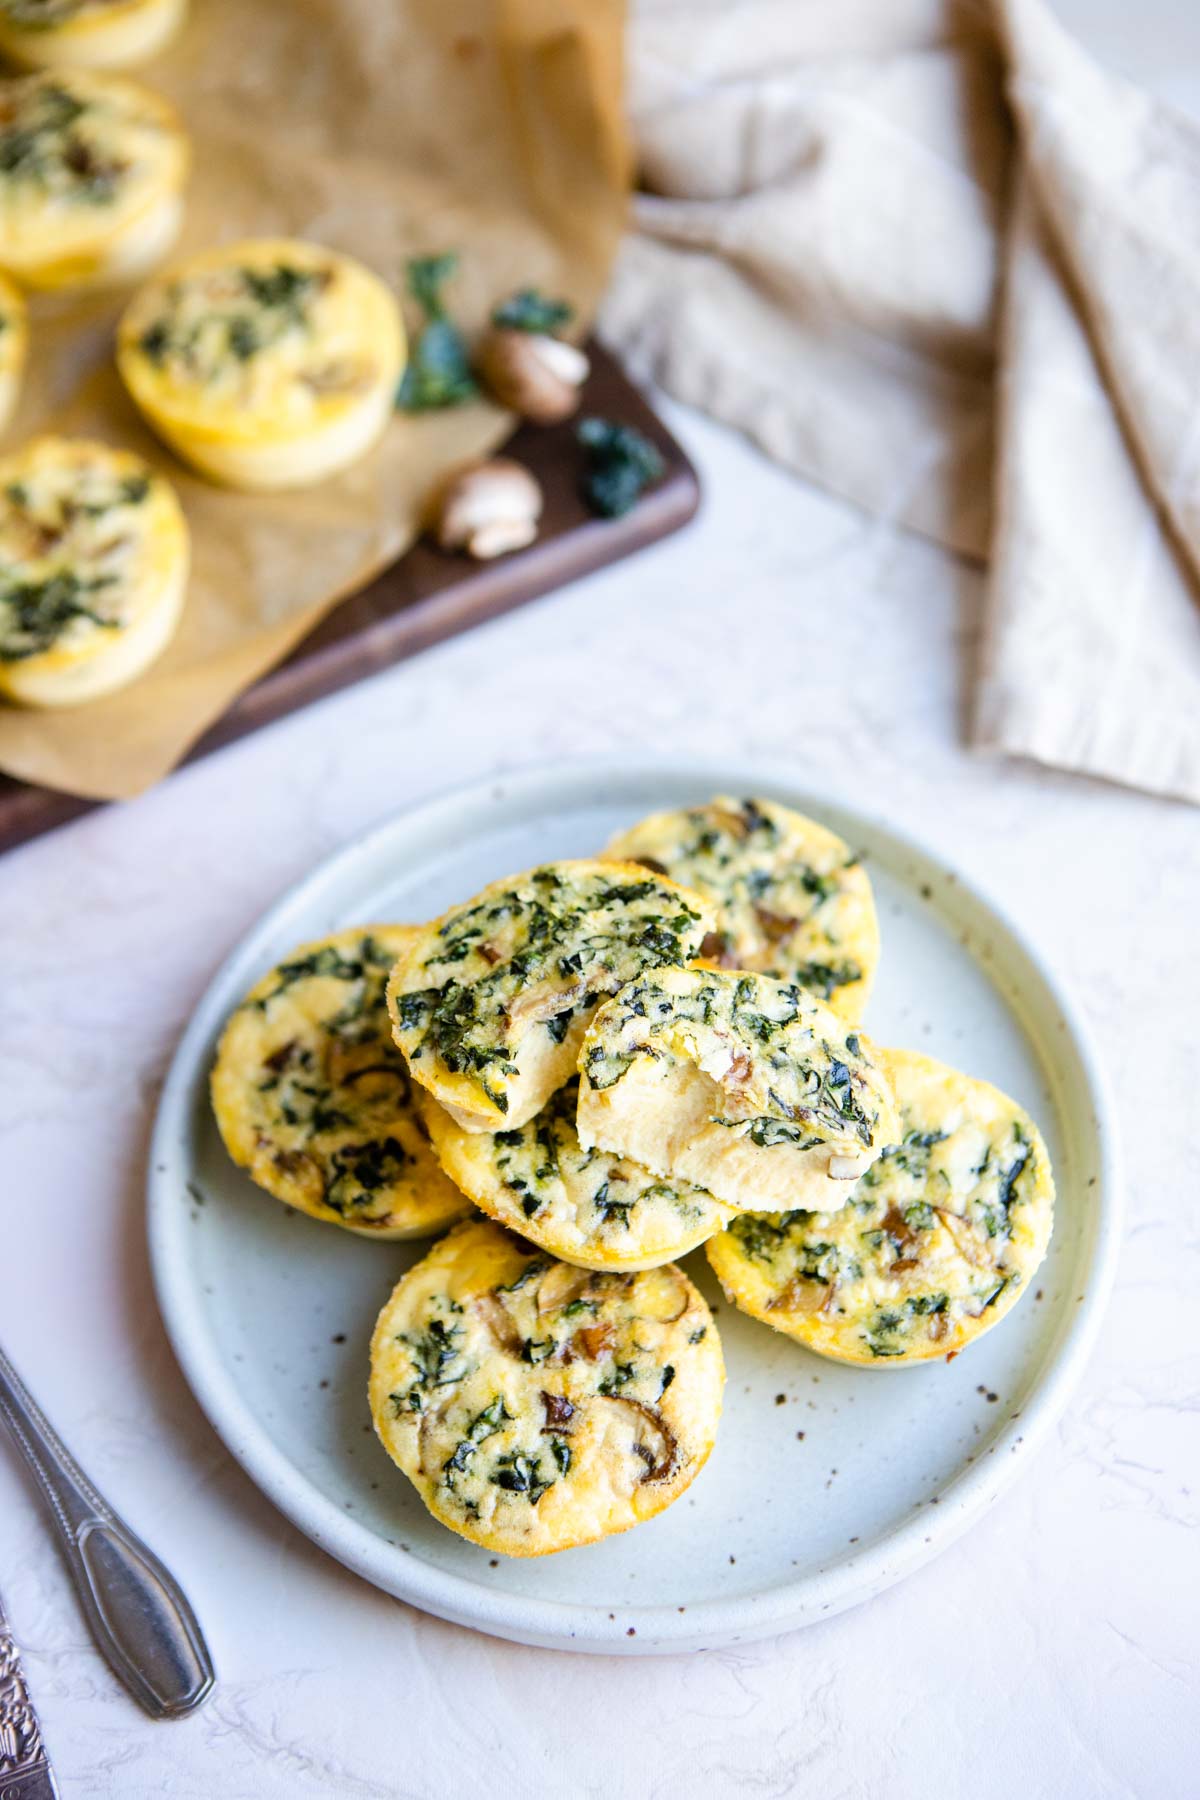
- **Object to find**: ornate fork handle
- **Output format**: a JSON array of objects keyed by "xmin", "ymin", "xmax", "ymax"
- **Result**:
[
  {"xmin": 0, "ymin": 1593, "xmax": 60, "ymax": 1800},
  {"xmin": 0, "ymin": 1342, "xmax": 214, "ymax": 1720}
]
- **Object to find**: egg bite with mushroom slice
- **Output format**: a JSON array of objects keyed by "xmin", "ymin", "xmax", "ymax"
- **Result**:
[
  {"xmin": 369, "ymin": 1218, "xmax": 724, "ymax": 1556},
  {"xmin": 706, "ymin": 1048, "xmax": 1054, "ymax": 1365},
  {"xmin": 607, "ymin": 794, "xmax": 879, "ymax": 1022},
  {"xmin": 0, "ymin": 436, "xmax": 187, "ymax": 706},
  {"xmin": 0, "ymin": 71, "xmax": 187, "ymax": 289},
  {"xmin": 0, "ymin": 269, "xmax": 27, "ymax": 434},
  {"xmin": 211, "ymin": 926, "xmax": 471, "ymax": 1241},
  {"xmin": 577, "ymin": 966, "xmax": 900, "ymax": 1215},
  {"xmin": 0, "ymin": 0, "xmax": 187, "ymax": 71},
  {"xmin": 418, "ymin": 1079, "xmax": 734, "ymax": 1273},
  {"xmin": 117, "ymin": 238, "xmax": 405, "ymax": 491},
  {"xmin": 386, "ymin": 860, "xmax": 715, "ymax": 1135}
]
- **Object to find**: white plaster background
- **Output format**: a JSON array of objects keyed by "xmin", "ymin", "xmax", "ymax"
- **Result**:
[{"xmin": 2, "ymin": 395, "xmax": 1195, "ymax": 1797}]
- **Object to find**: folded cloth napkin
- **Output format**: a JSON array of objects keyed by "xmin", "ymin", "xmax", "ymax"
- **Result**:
[{"xmin": 601, "ymin": 0, "xmax": 1200, "ymax": 805}]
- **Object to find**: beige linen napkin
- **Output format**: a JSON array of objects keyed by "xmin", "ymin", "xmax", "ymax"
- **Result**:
[{"xmin": 602, "ymin": 0, "xmax": 1200, "ymax": 804}]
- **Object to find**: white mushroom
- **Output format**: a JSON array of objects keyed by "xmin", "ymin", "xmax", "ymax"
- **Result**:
[
  {"xmin": 633, "ymin": 1265, "xmax": 691, "ymax": 1323},
  {"xmin": 536, "ymin": 1261, "xmax": 593, "ymax": 1316},
  {"xmin": 601, "ymin": 1396, "xmax": 678, "ymax": 1484},
  {"xmin": 434, "ymin": 459, "xmax": 543, "ymax": 560},
  {"xmin": 472, "ymin": 1292, "xmax": 524, "ymax": 1355}
]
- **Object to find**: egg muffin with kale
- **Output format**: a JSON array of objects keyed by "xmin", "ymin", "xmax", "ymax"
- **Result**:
[
  {"xmin": 0, "ymin": 269, "xmax": 27, "ymax": 434},
  {"xmin": 0, "ymin": 436, "xmax": 187, "ymax": 705},
  {"xmin": 0, "ymin": 71, "xmax": 186, "ymax": 288},
  {"xmin": 577, "ymin": 965, "xmax": 899, "ymax": 1215},
  {"xmin": 212, "ymin": 925, "xmax": 471, "ymax": 1240},
  {"xmin": 118, "ymin": 238, "xmax": 404, "ymax": 490},
  {"xmin": 706, "ymin": 1048, "xmax": 1054, "ymax": 1364},
  {"xmin": 607, "ymin": 795, "xmax": 880, "ymax": 1022},
  {"xmin": 370, "ymin": 1218, "xmax": 724, "ymax": 1556},
  {"xmin": 419, "ymin": 1079, "xmax": 733, "ymax": 1273},
  {"xmin": 386, "ymin": 860, "xmax": 714, "ymax": 1135},
  {"xmin": 0, "ymin": 0, "xmax": 186, "ymax": 71}
]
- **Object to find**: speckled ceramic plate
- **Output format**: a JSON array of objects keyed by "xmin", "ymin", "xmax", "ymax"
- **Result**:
[{"xmin": 148, "ymin": 757, "xmax": 1119, "ymax": 1654}]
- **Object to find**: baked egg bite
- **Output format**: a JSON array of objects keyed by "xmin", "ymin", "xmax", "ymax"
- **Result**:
[
  {"xmin": 418, "ymin": 1079, "xmax": 734, "ymax": 1274},
  {"xmin": 607, "ymin": 794, "xmax": 880, "ymax": 1022},
  {"xmin": 0, "ymin": 71, "xmax": 187, "ymax": 289},
  {"xmin": 0, "ymin": 0, "xmax": 186, "ymax": 71},
  {"xmin": 706, "ymin": 1048, "xmax": 1054, "ymax": 1365},
  {"xmin": 0, "ymin": 435, "xmax": 186, "ymax": 705},
  {"xmin": 211, "ymin": 925, "xmax": 471, "ymax": 1241},
  {"xmin": 369, "ymin": 1218, "xmax": 724, "ymax": 1556},
  {"xmin": 386, "ymin": 860, "xmax": 715, "ymax": 1136},
  {"xmin": 0, "ymin": 268, "xmax": 27, "ymax": 433},
  {"xmin": 117, "ymin": 238, "xmax": 405, "ymax": 491},
  {"xmin": 577, "ymin": 966, "xmax": 900, "ymax": 1214}
]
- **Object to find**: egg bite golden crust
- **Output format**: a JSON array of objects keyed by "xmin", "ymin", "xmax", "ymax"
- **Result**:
[
  {"xmin": 577, "ymin": 965, "xmax": 900, "ymax": 1215},
  {"xmin": 386, "ymin": 860, "xmax": 715, "ymax": 1136},
  {"xmin": 0, "ymin": 71, "xmax": 187, "ymax": 289},
  {"xmin": 0, "ymin": 268, "xmax": 27, "ymax": 434},
  {"xmin": 418, "ymin": 1080, "xmax": 733, "ymax": 1274},
  {"xmin": 607, "ymin": 794, "xmax": 880, "ymax": 1023},
  {"xmin": 0, "ymin": 436, "xmax": 187, "ymax": 706},
  {"xmin": 706, "ymin": 1048, "xmax": 1055, "ymax": 1365},
  {"xmin": 369, "ymin": 1218, "xmax": 724, "ymax": 1557},
  {"xmin": 0, "ymin": 0, "xmax": 187, "ymax": 71},
  {"xmin": 211, "ymin": 926, "xmax": 471, "ymax": 1241},
  {"xmin": 117, "ymin": 238, "xmax": 405, "ymax": 491}
]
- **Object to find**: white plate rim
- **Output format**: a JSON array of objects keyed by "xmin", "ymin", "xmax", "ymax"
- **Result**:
[{"xmin": 147, "ymin": 753, "xmax": 1122, "ymax": 1653}]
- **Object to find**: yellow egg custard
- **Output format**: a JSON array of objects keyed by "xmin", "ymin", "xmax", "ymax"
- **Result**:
[
  {"xmin": 0, "ymin": 71, "xmax": 186, "ymax": 289},
  {"xmin": 386, "ymin": 860, "xmax": 714, "ymax": 1135},
  {"xmin": 577, "ymin": 966, "xmax": 900, "ymax": 1214},
  {"xmin": 706, "ymin": 1048, "xmax": 1055, "ymax": 1365},
  {"xmin": 211, "ymin": 926, "xmax": 471, "ymax": 1241},
  {"xmin": 419, "ymin": 1079, "xmax": 733, "ymax": 1273},
  {"xmin": 0, "ymin": 0, "xmax": 186, "ymax": 71},
  {"xmin": 369, "ymin": 1218, "xmax": 724, "ymax": 1556},
  {"xmin": 607, "ymin": 795, "xmax": 880, "ymax": 1022},
  {"xmin": 0, "ymin": 267, "xmax": 27, "ymax": 433},
  {"xmin": 0, "ymin": 435, "xmax": 186, "ymax": 705},
  {"xmin": 117, "ymin": 238, "xmax": 405, "ymax": 490}
]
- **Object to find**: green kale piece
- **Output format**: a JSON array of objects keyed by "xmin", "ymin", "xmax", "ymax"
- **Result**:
[
  {"xmin": 491, "ymin": 288, "xmax": 574, "ymax": 333},
  {"xmin": 577, "ymin": 418, "xmax": 664, "ymax": 518},
  {"xmin": 396, "ymin": 253, "xmax": 478, "ymax": 411}
]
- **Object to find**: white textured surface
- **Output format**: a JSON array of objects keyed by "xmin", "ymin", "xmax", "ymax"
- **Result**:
[{"xmin": 1, "ymin": 396, "xmax": 1196, "ymax": 1792}]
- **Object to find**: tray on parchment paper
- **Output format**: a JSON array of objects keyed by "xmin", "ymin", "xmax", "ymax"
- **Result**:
[{"xmin": 0, "ymin": 346, "xmax": 699, "ymax": 855}]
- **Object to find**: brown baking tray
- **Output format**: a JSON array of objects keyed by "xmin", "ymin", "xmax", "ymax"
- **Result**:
[{"xmin": 0, "ymin": 344, "xmax": 699, "ymax": 854}]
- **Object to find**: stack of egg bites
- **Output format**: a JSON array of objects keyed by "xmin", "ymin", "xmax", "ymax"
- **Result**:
[
  {"xmin": 0, "ymin": 0, "xmax": 404, "ymax": 706},
  {"xmin": 211, "ymin": 794, "xmax": 1056, "ymax": 1559}
]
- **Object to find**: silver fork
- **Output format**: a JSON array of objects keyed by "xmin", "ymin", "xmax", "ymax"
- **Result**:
[
  {"xmin": 0, "ymin": 1341, "xmax": 215, "ymax": 1720},
  {"xmin": 0, "ymin": 1579, "xmax": 60, "ymax": 1799}
]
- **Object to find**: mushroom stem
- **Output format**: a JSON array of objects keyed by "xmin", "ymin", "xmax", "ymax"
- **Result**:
[{"xmin": 433, "ymin": 458, "xmax": 544, "ymax": 561}]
